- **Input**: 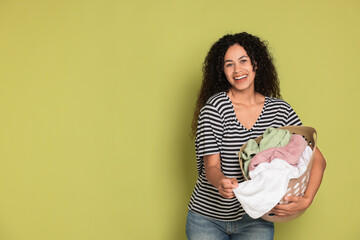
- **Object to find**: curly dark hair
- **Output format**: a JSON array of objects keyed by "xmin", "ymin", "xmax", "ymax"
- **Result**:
[{"xmin": 191, "ymin": 32, "xmax": 281, "ymax": 137}]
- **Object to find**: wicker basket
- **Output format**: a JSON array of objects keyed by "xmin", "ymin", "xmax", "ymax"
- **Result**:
[{"xmin": 238, "ymin": 126, "xmax": 317, "ymax": 222}]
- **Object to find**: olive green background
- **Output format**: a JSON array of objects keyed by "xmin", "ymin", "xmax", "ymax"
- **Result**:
[{"xmin": 0, "ymin": 0, "xmax": 359, "ymax": 239}]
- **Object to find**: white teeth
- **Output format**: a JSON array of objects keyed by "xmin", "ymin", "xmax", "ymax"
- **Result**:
[{"xmin": 235, "ymin": 75, "xmax": 247, "ymax": 80}]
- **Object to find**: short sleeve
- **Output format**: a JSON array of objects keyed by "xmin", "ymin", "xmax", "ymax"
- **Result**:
[
  {"xmin": 195, "ymin": 104, "xmax": 224, "ymax": 157},
  {"xmin": 194, "ymin": 104, "xmax": 224, "ymax": 176},
  {"xmin": 286, "ymin": 105, "xmax": 302, "ymax": 126}
]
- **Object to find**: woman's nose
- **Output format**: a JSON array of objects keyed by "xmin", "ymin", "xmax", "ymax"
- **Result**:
[{"xmin": 234, "ymin": 63, "xmax": 241, "ymax": 73}]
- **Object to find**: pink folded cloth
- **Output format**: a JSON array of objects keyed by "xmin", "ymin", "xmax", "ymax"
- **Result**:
[{"xmin": 248, "ymin": 134, "xmax": 307, "ymax": 172}]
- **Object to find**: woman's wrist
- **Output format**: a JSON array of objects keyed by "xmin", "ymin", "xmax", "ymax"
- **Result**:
[{"xmin": 301, "ymin": 194, "xmax": 314, "ymax": 208}]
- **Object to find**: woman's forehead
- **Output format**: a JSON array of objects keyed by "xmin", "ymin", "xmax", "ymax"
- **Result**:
[{"xmin": 224, "ymin": 44, "xmax": 249, "ymax": 59}]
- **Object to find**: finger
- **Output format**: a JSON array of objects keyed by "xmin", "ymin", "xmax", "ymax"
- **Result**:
[
  {"xmin": 221, "ymin": 182, "xmax": 237, "ymax": 190},
  {"xmin": 284, "ymin": 196, "xmax": 299, "ymax": 202},
  {"xmin": 271, "ymin": 207, "xmax": 289, "ymax": 214},
  {"xmin": 219, "ymin": 186, "xmax": 234, "ymax": 194},
  {"xmin": 270, "ymin": 209, "xmax": 293, "ymax": 216},
  {"xmin": 268, "ymin": 212, "xmax": 287, "ymax": 216},
  {"xmin": 273, "ymin": 202, "xmax": 301, "ymax": 216},
  {"xmin": 230, "ymin": 178, "xmax": 239, "ymax": 188},
  {"xmin": 274, "ymin": 213, "xmax": 291, "ymax": 217},
  {"xmin": 225, "ymin": 188, "xmax": 235, "ymax": 192},
  {"xmin": 273, "ymin": 204, "xmax": 291, "ymax": 211},
  {"xmin": 220, "ymin": 186, "xmax": 234, "ymax": 195},
  {"xmin": 275, "ymin": 209, "xmax": 297, "ymax": 216},
  {"xmin": 220, "ymin": 180, "xmax": 232, "ymax": 188},
  {"xmin": 267, "ymin": 210, "xmax": 288, "ymax": 217},
  {"xmin": 220, "ymin": 191, "xmax": 235, "ymax": 199},
  {"xmin": 226, "ymin": 192, "xmax": 235, "ymax": 198}
]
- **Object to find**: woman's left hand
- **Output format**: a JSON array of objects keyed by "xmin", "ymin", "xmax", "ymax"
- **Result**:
[
  {"xmin": 271, "ymin": 147, "xmax": 326, "ymax": 217},
  {"xmin": 270, "ymin": 195, "xmax": 312, "ymax": 217}
]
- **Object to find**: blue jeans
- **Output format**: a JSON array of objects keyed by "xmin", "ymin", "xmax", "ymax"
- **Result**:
[{"xmin": 186, "ymin": 210, "xmax": 274, "ymax": 240}]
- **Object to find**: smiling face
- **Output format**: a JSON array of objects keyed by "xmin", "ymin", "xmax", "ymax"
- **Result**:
[{"xmin": 223, "ymin": 44, "xmax": 256, "ymax": 93}]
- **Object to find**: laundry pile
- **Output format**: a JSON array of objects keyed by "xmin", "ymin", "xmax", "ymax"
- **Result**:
[{"xmin": 233, "ymin": 127, "xmax": 313, "ymax": 219}]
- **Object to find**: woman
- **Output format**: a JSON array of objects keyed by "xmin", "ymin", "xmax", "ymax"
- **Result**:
[{"xmin": 186, "ymin": 32, "xmax": 326, "ymax": 239}]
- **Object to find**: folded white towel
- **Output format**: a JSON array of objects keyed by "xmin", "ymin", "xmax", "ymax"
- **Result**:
[{"xmin": 233, "ymin": 146, "xmax": 313, "ymax": 219}]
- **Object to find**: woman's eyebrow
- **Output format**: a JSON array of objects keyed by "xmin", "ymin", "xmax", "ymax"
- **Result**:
[{"xmin": 224, "ymin": 55, "xmax": 248, "ymax": 63}]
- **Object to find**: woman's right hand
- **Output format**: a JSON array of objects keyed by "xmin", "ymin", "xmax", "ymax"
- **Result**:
[{"xmin": 218, "ymin": 177, "xmax": 239, "ymax": 199}]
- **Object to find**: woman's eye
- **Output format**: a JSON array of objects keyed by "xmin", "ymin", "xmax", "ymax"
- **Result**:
[
  {"xmin": 225, "ymin": 63, "xmax": 233, "ymax": 67},
  {"xmin": 240, "ymin": 59, "xmax": 247, "ymax": 63}
]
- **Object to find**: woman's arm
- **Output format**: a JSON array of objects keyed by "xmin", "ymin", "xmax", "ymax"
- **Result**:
[
  {"xmin": 204, "ymin": 153, "xmax": 239, "ymax": 199},
  {"xmin": 272, "ymin": 147, "xmax": 327, "ymax": 216}
]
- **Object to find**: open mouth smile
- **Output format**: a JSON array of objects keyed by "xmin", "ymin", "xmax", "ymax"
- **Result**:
[{"xmin": 234, "ymin": 75, "xmax": 248, "ymax": 80}]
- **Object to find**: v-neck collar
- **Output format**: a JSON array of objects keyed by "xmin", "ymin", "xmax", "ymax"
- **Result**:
[{"xmin": 224, "ymin": 92, "xmax": 268, "ymax": 131}]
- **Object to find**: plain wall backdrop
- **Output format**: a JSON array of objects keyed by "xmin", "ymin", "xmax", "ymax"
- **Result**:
[{"xmin": 0, "ymin": 0, "xmax": 359, "ymax": 239}]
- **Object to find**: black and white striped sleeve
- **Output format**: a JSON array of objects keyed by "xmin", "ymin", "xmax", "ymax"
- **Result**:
[
  {"xmin": 195, "ymin": 104, "xmax": 224, "ymax": 157},
  {"xmin": 286, "ymin": 104, "xmax": 302, "ymax": 126}
]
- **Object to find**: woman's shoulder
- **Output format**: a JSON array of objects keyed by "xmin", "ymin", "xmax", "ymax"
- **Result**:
[
  {"xmin": 266, "ymin": 96, "xmax": 293, "ymax": 109},
  {"xmin": 199, "ymin": 92, "xmax": 230, "ymax": 116},
  {"xmin": 205, "ymin": 92, "xmax": 228, "ymax": 106}
]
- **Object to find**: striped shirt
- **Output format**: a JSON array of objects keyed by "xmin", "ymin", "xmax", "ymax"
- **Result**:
[{"xmin": 188, "ymin": 92, "xmax": 302, "ymax": 221}]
